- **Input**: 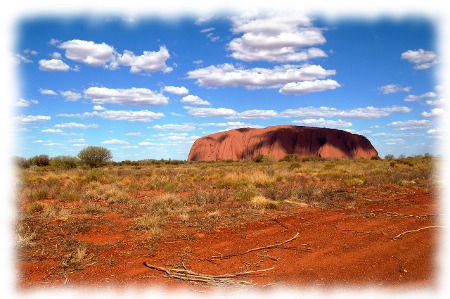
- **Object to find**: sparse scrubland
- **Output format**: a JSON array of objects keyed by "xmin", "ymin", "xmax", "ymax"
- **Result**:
[{"xmin": 14, "ymin": 155, "xmax": 439, "ymax": 289}]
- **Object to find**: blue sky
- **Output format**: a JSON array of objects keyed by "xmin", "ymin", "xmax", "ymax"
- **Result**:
[{"xmin": 12, "ymin": 12, "xmax": 444, "ymax": 161}]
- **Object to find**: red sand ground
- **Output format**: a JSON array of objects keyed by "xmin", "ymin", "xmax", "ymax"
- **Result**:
[{"xmin": 16, "ymin": 185, "xmax": 440, "ymax": 295}]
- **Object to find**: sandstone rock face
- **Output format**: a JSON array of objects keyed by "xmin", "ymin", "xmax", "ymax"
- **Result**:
[{"xmin": 187, "ymin": 125, "xmax": 378, "ymax": 161}]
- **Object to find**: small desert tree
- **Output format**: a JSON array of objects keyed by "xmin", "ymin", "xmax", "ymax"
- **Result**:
[
  {"xmin": 29, "ymin": 154, "xmax": 50, "ymax": 167},
  {"xmin": 77, "ymin": 146, "xmax": 112, "ymax": 168},
  {"xmin": 50, "ymin": 155, "xmax": 79, "ymax": 169}
]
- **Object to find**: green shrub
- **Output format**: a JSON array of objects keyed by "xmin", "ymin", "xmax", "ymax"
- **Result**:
[
  {"xmin": 50, "ymin": 156, "xmax": 79, "ymax": 169},
  {"xmin": 29, "ymin": 154, "xmax": 50, "ymax": 167},
  {"xmin": 236, "ymin": 187, "xmax": 258, "ymax": 202},
  {"xmin": 253, "ymin": 154, "xmax": 274, "ymax": 163},
  {"xmin": 13, "ymin": 156, "xmax": 30, "ymax": 168},
  {"xmin": 77, "ymin": 146, "xmax": 112, "ymax": 168}
]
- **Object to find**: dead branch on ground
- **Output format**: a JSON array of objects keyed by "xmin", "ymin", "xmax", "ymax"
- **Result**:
[
  {"xmin": 212, "ymin": 232, "xmax": 299, "ymax": 260},
  {"xmin": 143, "ymin": 262, "xmax": 274, "ymax": 286},
  {"xmin": 393, "ymin": 226, "xmax": 442, "ymax": 240}
]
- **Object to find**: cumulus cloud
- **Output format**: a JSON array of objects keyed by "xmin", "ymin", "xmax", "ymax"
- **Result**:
[
  {"xmin": 235, "ymin": 109, "xmax": 278, "ymax": 119},
  {"xmin": 84, "ymin": 87, "xmax": 168, "ymax": 106},
  {"xmin": 59, "ymin": 39, "xmax": 116, "ymax": 68},
  {"xmin": 401, "ymin": 49, "xmax": 440, "ymax": 70},
  {"xmin": 404, "ymin": 92, "xmax": 437, "ymax": 102},
  {"xmin": 39, "ymin": 88, "xmax": 58, "ymax": 95},
  {"xmin": 93, "ymin": 105, "xmax": 106, "ymax": 111},
  {"xmin": 152, "ymin": 124, "xmax": 196, "ymax": 131},
  {"xmin": 184, "ymin": 106, "xmax": 237, "ymax": 118},
  {"xmin": 379, "ymin": 84, "xmax": 412, "ymax": 94},
  {"xmin": 61, "ymin": 90, "xmax": 82, "ymax": 101},
  {"xmin": 56, "ymin": 39, "xmax": 171, "ymax": 73},
  {"xmin": 292, "ymin": 118, "xmax": 352, "ymax": 129},
  {"xmin": 279, "ymin": 79, "xmax": 341, "ymax": 95},
  {"xmin": 228, "ymin": 12, "xmax": 327, "ymax": 62},
  {"xmin": 15, "ymin": 115, "xmax": 51, "ymax": 124},
  {"xmin": 58, "ymin": 109, "xmax": 164, "ymax": 122},
  {"xmin": 101, "ymin": 139, "xmax": 130, "ymax": 145},
  {"xmin": 54, "ymin": 122, "xmax": 99, "ymax": 129},
  {"xmin": 39, "ymin": 59, "xmax": 70, "ymax": 71},
  {"xmin": 14, "ymin": 53, "xmax": 33, "ymax": 64},
  {"xmin": 180, "ymin": 95, "xmax": 211, "ymax": 106},
  {"xmin": 201, "ymin": 121, "xmax": 261, "ymax": 130},
  {"xmin": 187, "ymin": 64, "xmax": 336, "ymax": 89},
  {"xmin": 281, "ymin": 105, "xmax": 411, "ymax": 119},
  {"xmin": 96, "ymin": 110, "xmax": 164, "ymax": 122},
  {"xmin": 118, "ymin": 46, "xmax": 171, "ymax": 73},
  {"xmin": 388, "ymin": 119, "xmax": 432, "ymax": 130},
  {"xmin": 41, "ymin": 128, "xmax": 63, "ymax": 133},
  {"xmin": 162, "ymin": 85, "xmax": 189, "ymax": 95},
  {"xmin": 421, "ymin": 108, "xmax": 445, "ymax": 118},
  {"xmin": 15, "ymin": 99, "xmax": 38, "ymax": 107}
]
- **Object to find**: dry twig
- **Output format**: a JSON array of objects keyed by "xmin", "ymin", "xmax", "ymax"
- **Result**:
[
  {"xmin": 393, "ymin": 226, "xmax": 442, "ymax": 240},
  {"xmin": 143, "ymin": 262, "xmax": 273, "ymax": 286},
  {"xmin": 212, "ymin": 232, "xmax": 299, "ymax": 260}
]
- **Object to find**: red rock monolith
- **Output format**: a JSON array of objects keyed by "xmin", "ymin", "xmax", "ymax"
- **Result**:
[{"xmin": 187, "ymin": 125, "xmax": 378, "ymax": 161}]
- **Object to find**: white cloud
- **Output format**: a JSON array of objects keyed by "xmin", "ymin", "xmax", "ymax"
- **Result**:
[
  {"xmin": 93, "ymin": 105, "xmax": 106, "ymax": 111},
  {"xmin": 228, "ymin": 12, "xmax": 326, "ymax": 62},
  {"xmin": 281, "ymin": 105, "xmax": 411, "ymax": 119},
  {"xmin": 41, "ymin": 128, "xmax": 63, "ymax": 133},
  {"xmin": 58, "ymin": 109, "xmax": 164, "ymax": 122},
  {"xmin": 279, "ymin": 79, "xmax": 341, "ymax": 95},
  {"xmin": 138, "ymin": 141, "xmax": 158, "ymax": 146},
  {"xmin": 235, "ymin": 109, "xmax": 278, "ymax": 119},
  {"xmin": 125, "ymin": 132, "xmax": 142, "ymax": 136},
  {"xmin": 59, "ymin": 39, "xmax": 116, "ymax": 68},
  {"xmin": 378, "ymin": 84, "xmax": 411, "ymax": 94},
  {"xmin": 427, "ymin": 128, "xmax": 443, "ymax": 136},
  {"xmin": 61, "ymin": 90, "xmax": 82, "ymax": 101},
  {"xmin": 180, "ymin": 95, "xmax": 211, "ymax": 106},
  {"xmin": 292, "ymin": 118, "xmax": 352, "ymax": 129},
  {"xmin": 152, "ymin": 124, "xmax": 196, "ymax": 131},
  {"xmin": 401, "ymin": 49, "xmax": 440, "ymax": 70},
  {"xmin": 195, "ymin": 14, "xmax": 215, "ymax": 25},
  {"xmin": 404, "ymin": 92, "xmax": 437, "ymax": 102},
  {"xmin": 39, "ymin": 88, "xmax": 58, "ymax": 95},
  {"xmin": 51, "ymin": 52, "xmax": 62, "ymax": 59},
  {"xmin": 84, "ymin": 87, "xmax": 168, "ymax": 106},
  {"xmin": 421, "ymin": 108, "xmax": 445, "ymax": 118},
  {"xmin": 68, "ymin": 138, "xmax": 86, "ymax": 143},
  {"xmin": 200, "ymin": 27, "xmax": 215, "ymax": 33},
  {"xmin": 57, "ymin": 39, "xmax": 170, "ymax": 73},
  {"xmin": 23, "ymin": 48, "xmax": 39, "ymax": 56},
  {"xmin": 388, "ymin": 120, "xmax": 432, "ymax": 130},
  {"xmin": 187, "ymin": 64, "xmax": 336, "ymax": 89},
  {"xmin": 38, "ymin": 59, "xmax": 70, "ymax": 71},
  {"xmin": 162, "ymin": 85, "xmax": 189, "ymax": 95},
  {"xmin": 14, "ymin": 53, "xmax": 32, "ymax": 64},
  {"xmin": 15, "ymin": 99, "xmax": 38, "ymax": 107},
  {"xmin": 95, "ymin": 110, "xmax": 164, "ymax": 122},
  {"xmin": 118, "ymin": 46, "xmax": 171, "ymax": 73},
  {"xmin": 184, "ymin": 106, "xmax": 237, "ymax": 118},
  {"xmin": 425, "ymin": 98, "xmax": 443, "ymax": 106},
  {"xmin": 54, "ymin": 122, "xmax": 99, "ymax": 129},
  {"xmin": 15, "ymin": 115, "xmax": 51, "ymax": 124},
  {"xmin": 102, "ymin": 139, "xmax": 129, "ymax": 145},
  {"xmin": 385, "ymin": 138, "xmax": 406, "ymax": 146}
]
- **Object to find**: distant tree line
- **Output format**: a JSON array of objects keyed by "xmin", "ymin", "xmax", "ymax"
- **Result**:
[
  {"xmin": 13, "ymin": 146, "xmax": 113, "ymax": 169},
  {"xmin": 13, "ymin": 147, "xmax": 434, "ymax": 169}
]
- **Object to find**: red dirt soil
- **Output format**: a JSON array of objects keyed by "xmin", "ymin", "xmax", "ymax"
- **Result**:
[{"xmin": 16, "ymin": 186, "xmax": 440, "ymax": 295}]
